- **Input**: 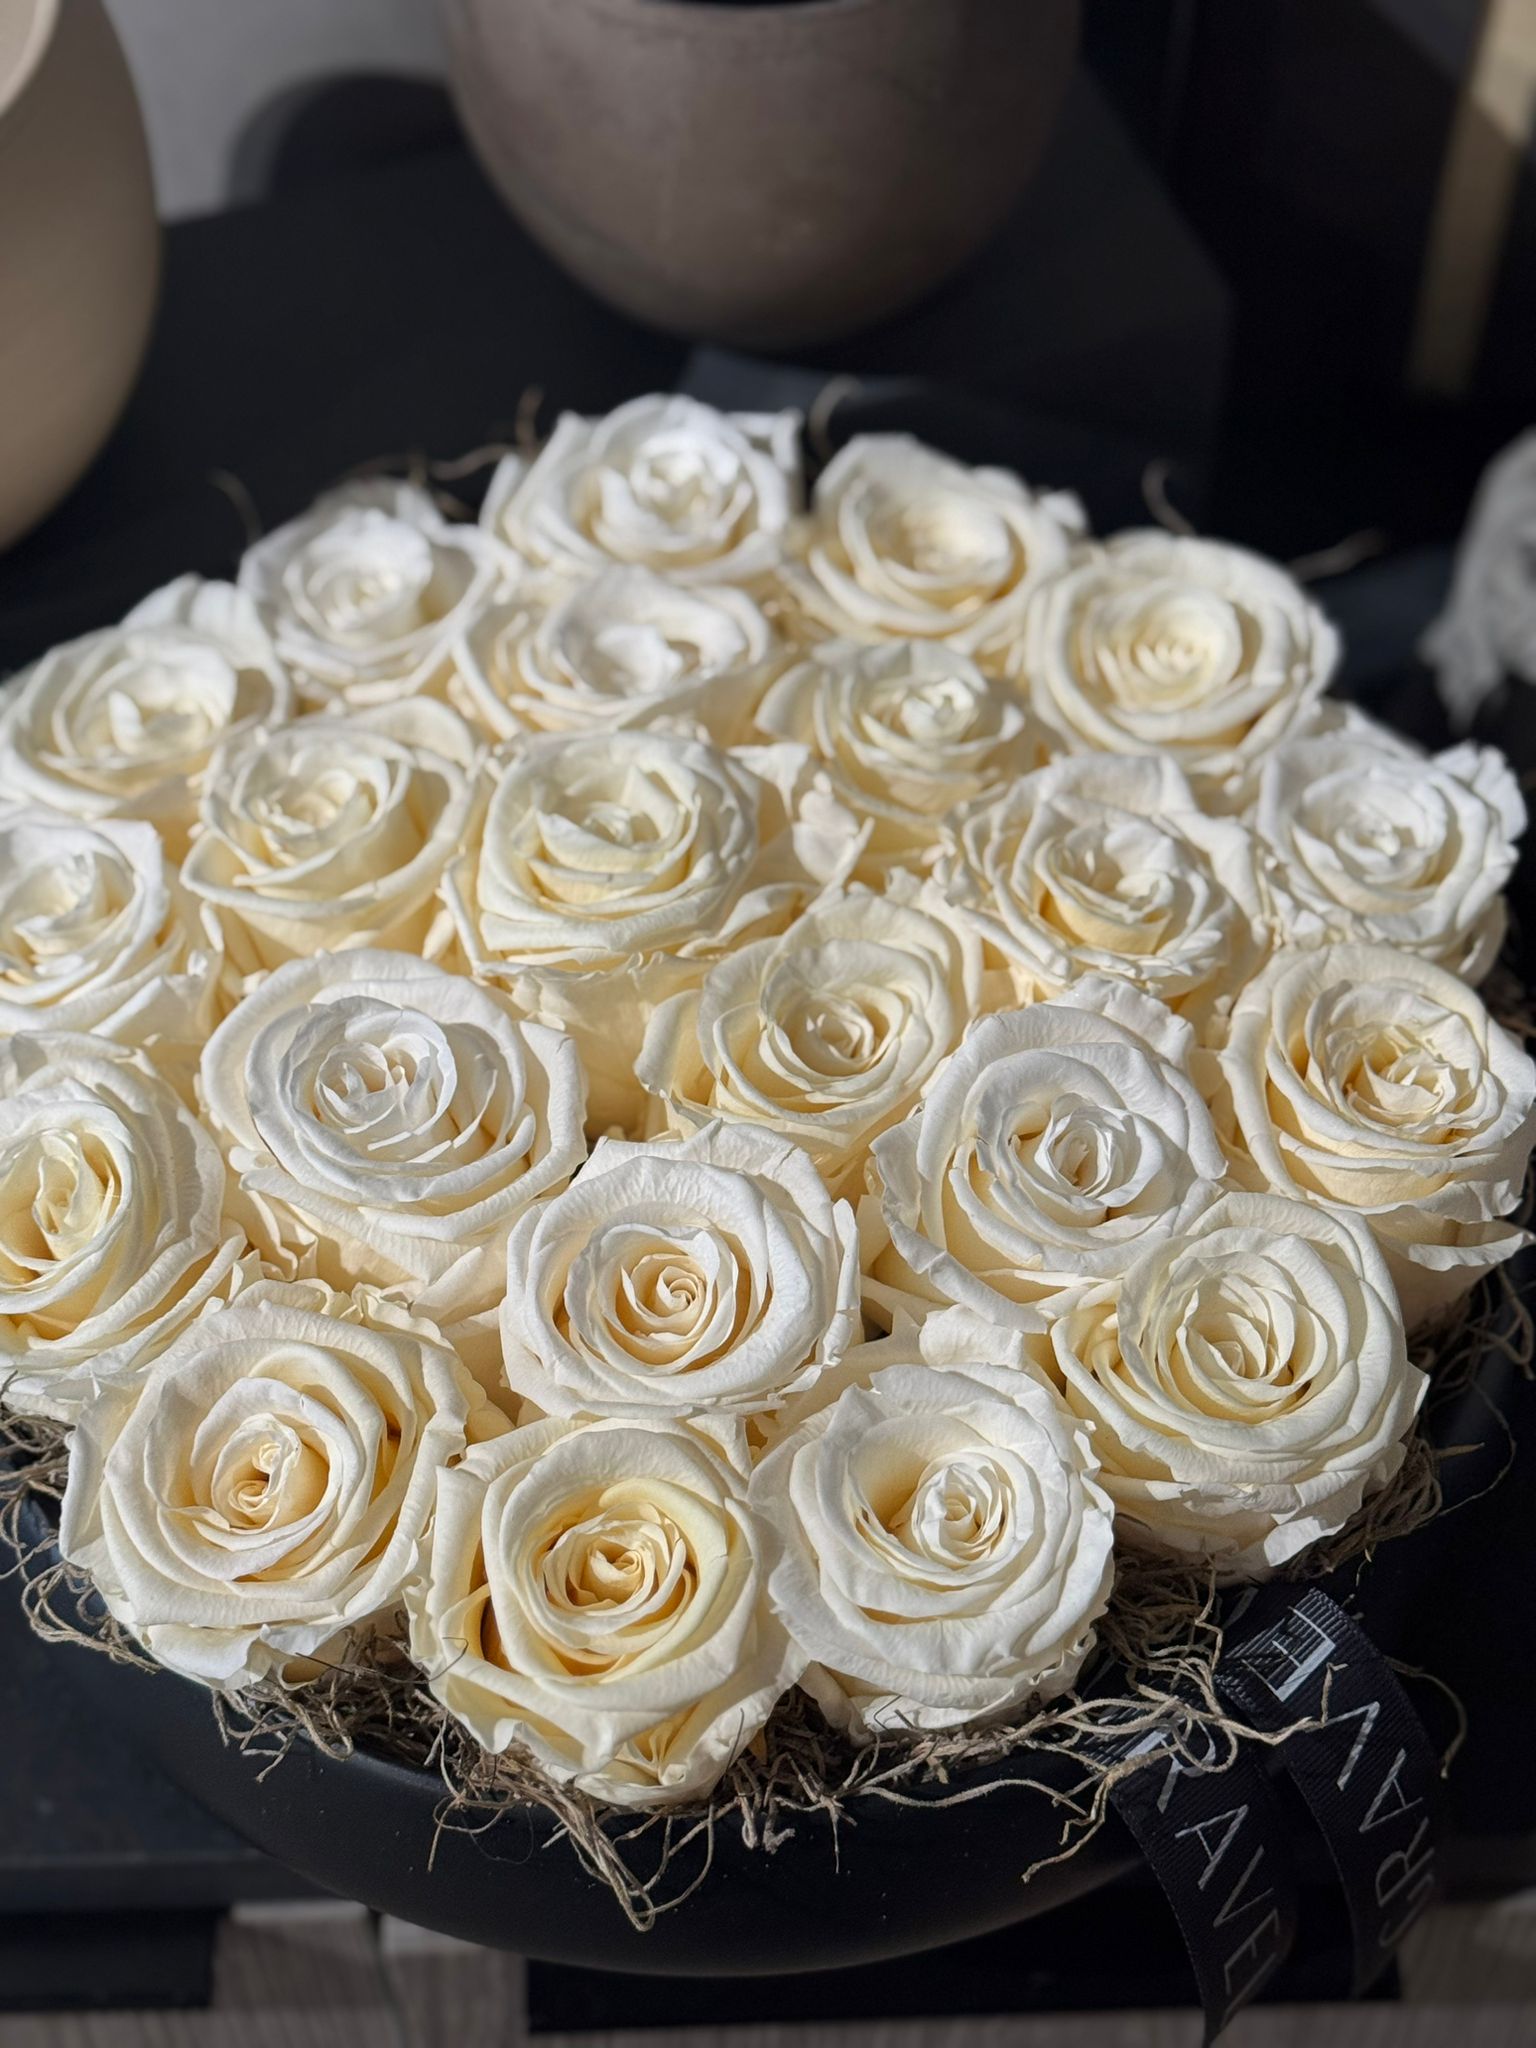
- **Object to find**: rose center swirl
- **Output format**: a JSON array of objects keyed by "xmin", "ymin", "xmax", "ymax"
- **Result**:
[
  {"xmin": 0, "ymin": 851, "xmax": 131, "ymax": 976},
  {"xmin": 0, "ymin": 1129, "xmax": 120, "ymax": 1281}
]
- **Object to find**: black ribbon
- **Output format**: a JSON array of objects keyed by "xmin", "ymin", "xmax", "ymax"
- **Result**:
[
  {"xmin": 1102, "ymin": 1699, "xmax": 1301, "ymax": 2041},
  {"xmin": 1100, "ymin": 1583, "xmax": 1441, "ymax": 2042},
  {"xmin": 1217, "ymin": 1583, "xmax": 1442, "ymax": 1994}
]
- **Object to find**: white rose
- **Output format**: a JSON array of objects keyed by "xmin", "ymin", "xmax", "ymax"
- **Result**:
[
  {"xmin": 1216, "ymin": 943, "xmax": 1536, "ymax": 1328},
  {"xmin": 1423, "ymin": 429, "xmax": 1536, "ymax": 725},
  {"xmin": 410, "ymin": 1411, "xmax": 798, "ymax": 1808},
  {"xmin": 452, "ymin": 565, "xmax": 779, "ymax": 743},
  {"xmin": 182, "ymin": 700, "xmax": 480, "ymax": 981},
  {"xmin": 481, "ymin": 395, "xmax": 800, "ymax": 586},
  {"xmin": 780, "ymin": 435, "xmax": 1084, "ymax": 657},
  {"xmin": 751, "ymin": 1307, "xmax": 1114, "ymax": 1739},
  {"xmin": 753, "ymin": 638, "xmax": 1052, "ymax": 874},
  {"xmin": 1016, "ymin": 532, "xmax": 1338, "ymax": 807},
  {"xmin": 638, "ymin": 879, "xmax": 981, "ymax": 1197},
  {"xmin": 1049, "ymin": 1193, "xmax": 1424, "ymax": 1577},
  {"xmin": 0, "ymin": 579, "xmax": 292, "ymax": 859},
  {"xmin": 446, "ymin": 729, "xmax": 857, "ymax": 1130},
  {"xmin": 199, "ymin": 950, "xmax": 587, "ymax": 1379},
  {"xmin": 501, "ymin": 1121, "xmax": 860, "ymax": 1423},
  {"xmin": 1251, "ymin": 723, "xmax": 1524, "ymax": 983},
  {"xmin": 938, "ymin": 753, "xmax": 1267, "ymax": 1035},
  {"xmin": 863, "ymin": 979, "xmax": 1227, "ymax": 1333},
  {"xmin": 238, "ymin": 480, "xmax": 505, "ymax": 711},
  {"xmin": 0, "ymin": 808, "xmax": 222, "ymax": 1085},
  {"xmin": 0, "ymin": 1035, "xmax": 253, "ymax": 1422},
  {"xmin": 60, "ymin": 1280, "xmax": 503, "ymax": 1689}
]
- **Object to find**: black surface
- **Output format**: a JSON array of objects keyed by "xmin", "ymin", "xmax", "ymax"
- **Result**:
[
  {"xmin": 0, "ymin": 1911, "xmax": 218, "ymax": 2013},
  {"xmin": 0, "ymin": 72, "xmax": 1227, "ymax": 676},
  {"xmin": 0, "ymin": 1552, "xmax": 309, "ymax": 1918},
  {"xmin": 525, "ymin": 1880, "xmax": 1400, "ymax": 2029}
]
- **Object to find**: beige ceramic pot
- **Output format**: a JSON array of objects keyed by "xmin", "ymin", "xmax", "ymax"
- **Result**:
[
  {"xmin": 440, "ymin": 0, "xmax": 1079, "ymax": 349},
  {"xmin": 0, "ymin": 0, "xmax": 158, "ymax": 552}
]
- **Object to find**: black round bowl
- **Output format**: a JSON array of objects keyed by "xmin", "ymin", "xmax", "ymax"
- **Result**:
[
  {"xmin": 15, "ymin": 1264, "xmax": 1529, "ymax": 1974},
  {"xmin": 27, "ymin": 1496, "xmax": 1138, "ymax": 1972}
]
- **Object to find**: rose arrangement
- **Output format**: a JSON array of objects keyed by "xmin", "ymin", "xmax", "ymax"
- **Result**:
[{"xmin": 1, "ymin": 394, "xmax": 1532, "ymax": 1821}]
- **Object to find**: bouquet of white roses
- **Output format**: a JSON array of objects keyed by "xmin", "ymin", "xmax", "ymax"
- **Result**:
[{"xmin": 1, "ymin": 395, "xmax": 1531, "ymax": 1816}]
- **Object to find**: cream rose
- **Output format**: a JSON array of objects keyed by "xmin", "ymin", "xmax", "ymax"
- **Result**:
[
  {"xmin": 1251, "ymin": 723, "xmax": 1524, "ymax": 983},
  {"xmin": 182, "ymin": 699, "xmax": 479, "ymax": 981},
  {"xmin": 638, "ymin": 880, "xmax": 981, "ymax": 1196},
  {"xmin": 60, "ymin": 1280, "xmax": 502, "ymax": 1688},
  {"xmin": 781, "ymin": 435, "xmax": 1083, "ymax": 657},
  {"xmin": 938, "ymin": 753, "xmax": 1267, "ymax": 1034},
  {"xmin": 0, "ymin": 579, "xmax": 292, "ymax": 859},
  {"xmin": 1049, "ymin": 1193, "xmax": 1424, "ymax": 1576},
  {"xmin": 1423, "ymin": 428, "xmax": 1536, "ymax": 727},
  {"xmin": 410, "ymin": 1411, "xmax": 797, "ymax": 1808},
  {"xmin": 199, "ymin": 950, "xmax": 587, "ymax": 1376},
  {"xmin": 0, "ymin": 1034, "xmax": 252, "ymax": 1422},
  {"xmin": 0, "ymin": 807, "xmax": 222, "ymax": 1083},
  {"xmin": 1217, "ymin": 943, "xmax": 1536, "ymax": 1328},
  {"xmin": 1016, "ymin": 532, "xmax": 1338, "ymax": 806},
  {"xmin": 481, "ymin": 395, "xmax": 800, "ymax": 587},
  {"xmin": 239, "ymin": 479, "xmax": 505, "ymax": 711},
  {"xmin": 452, "ymin": 565, "xmax": 779, "ymax": 743},
  {"xmin": 753, "ymin": 638, "xmax": 1052, "ymax": 874},
  {"xmin": 863, "ymin": 979, "xmax": 1227, "ymax": 1333},
  {"xmin": 500, "ymin": 1122, "xmax": 860, "ymax": 1422},
  {"xmin": 446, "ymin": 729, "xmax": 856, "ymax": 1130},
  {"xmin": 751, "ymin": 1307, "xmax": 1114, "ymax": 1739}
]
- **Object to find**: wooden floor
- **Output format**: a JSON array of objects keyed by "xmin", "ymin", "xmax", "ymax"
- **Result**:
[{"xmin": 1, "ymin": 1899, "xmax": 1534, "ymax": 2048}]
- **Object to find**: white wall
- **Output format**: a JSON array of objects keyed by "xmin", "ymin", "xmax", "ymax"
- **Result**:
[{"xmin": 102, "ymin": 0, "xmax": 446, "ymax": 219}]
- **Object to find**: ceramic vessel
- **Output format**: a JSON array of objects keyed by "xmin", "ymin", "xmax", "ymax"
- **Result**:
[
  {"xmin": 0, "ymin": 0, "xmax": 158, "ymax": 552},
  {"xmin": 439, "ymin": 0, "xmax": 1079, "ymax": 349}
]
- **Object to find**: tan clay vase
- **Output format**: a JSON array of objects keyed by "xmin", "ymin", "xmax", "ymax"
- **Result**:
[
  {"xmin": 0, "ymin": 0, "xmax": 159, "ymax": 552},
  {"xmin": 440, "ymin": 0, "xmax": 1079, "ymax": 349}
]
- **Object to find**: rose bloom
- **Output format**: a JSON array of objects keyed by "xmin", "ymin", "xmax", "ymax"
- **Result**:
[
  {"xmin": 446, "ymin": 729, "xmax": 856, "ymax": 1130},
  {"xmin": 501, "ymin": 1121, "xmax": 860, "ymax": 1423},
  {"xmin": 1049, "ymin": 1192, "xmax": 1424, "ymax": 1577},
  {"xmin": 480, "ymin": 395, "xmax": 800, "ymax": 587},
  {"xmin": 200, "ymin": 950, "xmax": 587, "ymax": 1379},
  {"xmin": 0, "ymin": 578, "xmax": 292, "ymax": 859},
  {"xmin": 410, "ymin": 1412, "xmax": 798, "ymax": 1808},
  {"xmin": 239, "ymin": 479, "xmax": 505, "ymax": 711},
  {"xmin": 452, "ymin": 565, "xmax": 780, "ymax": 744},
  {"xmin": 1423, "ymin": 428, "xmax": 1536, "ymax": 726},
  {"xmin": 1216, "ymin": 942, "xmax": 1536, "ymax": 1328},
  {"xmin": 0, "ymin": 807, "xmax": 222, "ymax": 1090},
  {"xmin": 751, "ymin": 1307, "xmax": 1114, "ymax": 1739},
  {"xmin": 1250, "ymin": 719, "xmax": 1524, "ymax": 983},
  {"xmin": 938, "ymin": 753, "xmax": 1267, "ymax": 1036},
  {"xmin": 1015, "ymin": 531, "xmax": 1338, "ymax": 807},
  {"xmin": 863, "ymin": 979, "xmax": 1227, "ymax": 1333},
  {"xmin": 182, "ymin": 699, "xmax": 480, "ymax": 981},
  {"xmin": 0, "ymin": 1034, "xmax": 253, "ymax": 1422},
  {"xmin": 638, "ymin": 879, "xmax": 981, "ymax": 1197},
  {"xmin": 753, "ymin": 638, "xmax": 1052, "ymax": 875},
  {"xmin": 61, "ymin": 1280, "xmax": 504, "ymax": 1688},
  {"xmin": 780, "ymin": 435, "xmax": 1084, "ymax": 658}
]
